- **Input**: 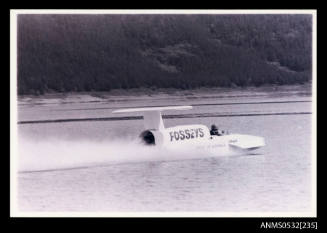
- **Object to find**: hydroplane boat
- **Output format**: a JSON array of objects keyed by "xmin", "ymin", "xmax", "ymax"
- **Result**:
[{"xmin": 112, "ymin": 106, "xmax": 265, "ymax": 156}]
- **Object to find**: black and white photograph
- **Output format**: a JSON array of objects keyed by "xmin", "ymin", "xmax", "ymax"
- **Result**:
[{"xmin": 10, "ymin": 10, "xmax": 316, "ymax": 217}]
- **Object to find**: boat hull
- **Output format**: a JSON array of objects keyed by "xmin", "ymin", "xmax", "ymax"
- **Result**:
[{"xmin": 164, "ymin": 134, "xmax": 265, "ymax": 156}]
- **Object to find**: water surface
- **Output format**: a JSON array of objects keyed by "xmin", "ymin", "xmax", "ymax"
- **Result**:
[{"xmin": 16, "ymin": 86, "xmax": 314, "ymax": 214}]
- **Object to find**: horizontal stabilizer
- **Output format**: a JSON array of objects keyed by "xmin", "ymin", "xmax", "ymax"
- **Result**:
[
  {"xmin": 112, "ymin": 105, "xmax": 192, "ymax": 131},
  {"xmin": 112, "ymin": 105, "xmax": 192, "ymax": 113}
]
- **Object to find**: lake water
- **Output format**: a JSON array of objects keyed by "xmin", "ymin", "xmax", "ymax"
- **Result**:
[{"xmin": 15, "ymin": 85, "xmax": 315, "ymax": 215}]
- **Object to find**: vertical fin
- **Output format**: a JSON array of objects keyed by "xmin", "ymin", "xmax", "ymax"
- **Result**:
[{"xmin": 143, "ymin": 111, "xmax": 164, "ymax": 131}]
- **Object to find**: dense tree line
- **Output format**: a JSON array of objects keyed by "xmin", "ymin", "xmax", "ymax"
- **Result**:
[{"xmin": 17, "ymin": 14, "xmax": 312, "ymax": 95}]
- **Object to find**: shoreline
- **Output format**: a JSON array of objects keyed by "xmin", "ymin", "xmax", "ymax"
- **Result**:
[{"xmin": 18, "ymin": 83, "xmax": 312, "ymax": 100}]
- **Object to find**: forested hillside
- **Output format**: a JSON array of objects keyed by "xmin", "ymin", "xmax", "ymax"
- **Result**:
[{"xmin": 17, "ymin": 14, "xmax": 312, "ymax": 95}]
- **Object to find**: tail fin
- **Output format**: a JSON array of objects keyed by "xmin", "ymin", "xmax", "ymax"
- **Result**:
[{"xmin": 112, "ymin": 105, "xmax": 192, "ymax": 131}]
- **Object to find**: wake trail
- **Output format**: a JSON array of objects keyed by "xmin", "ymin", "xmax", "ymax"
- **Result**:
[{"xmin": 17, "ymin": 137, "xmax": 217, "ymax": 173}]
